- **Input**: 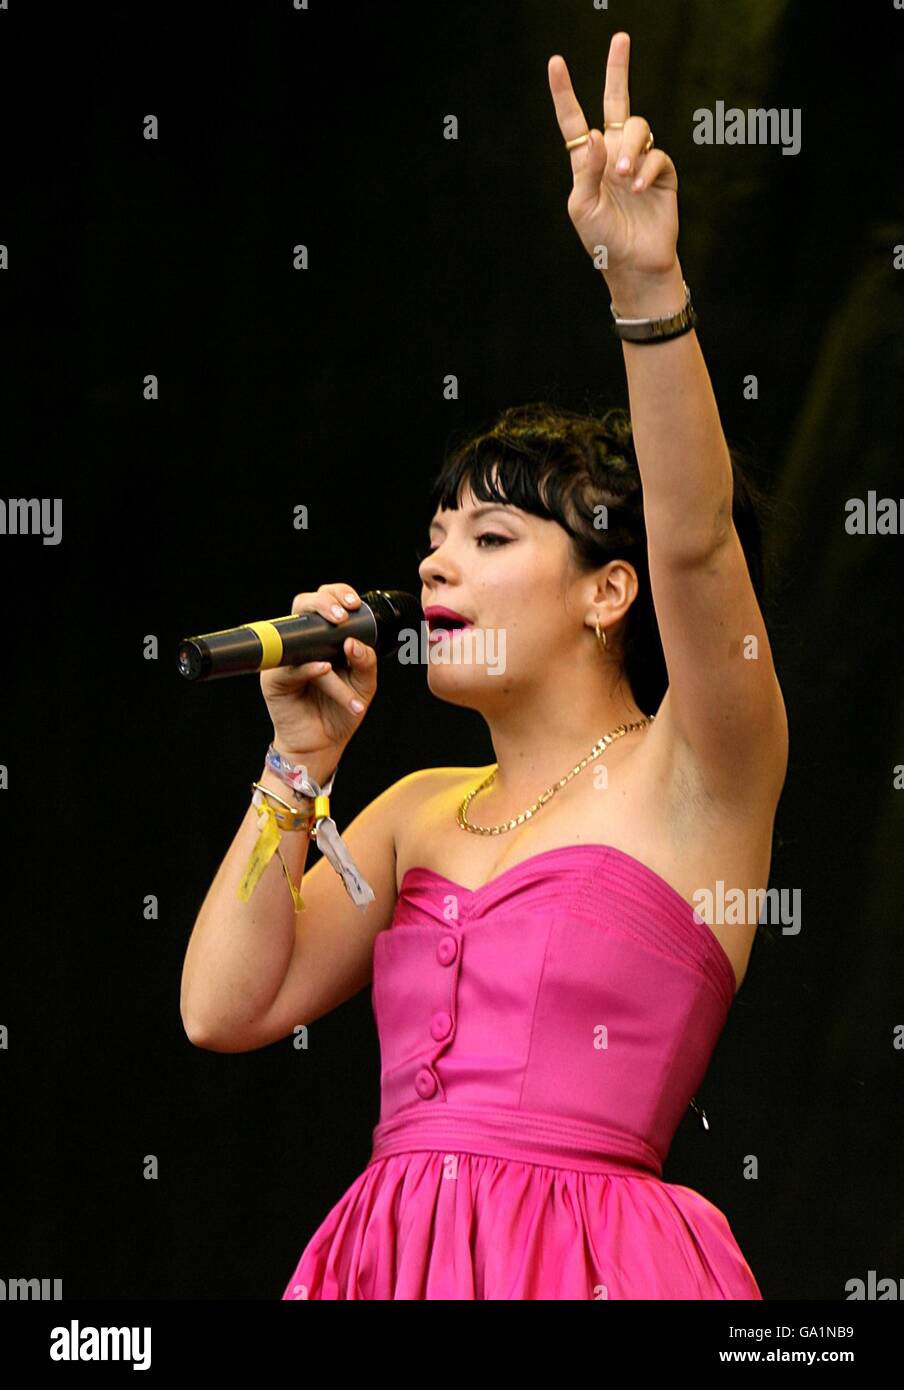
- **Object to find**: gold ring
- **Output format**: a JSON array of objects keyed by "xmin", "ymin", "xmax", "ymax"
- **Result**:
[
  {"xmin": 643, "ymin": 130, "xmax": 655, "ymax": 153},
  {"xmin": 565, "ymin": 131, "xmax": 591, "ymax": 151},
  {"xmin": 604, "ymin": 122, "xmax": 626, "ymax": 130}
]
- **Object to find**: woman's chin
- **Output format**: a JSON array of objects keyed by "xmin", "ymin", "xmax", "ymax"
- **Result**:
[{"xmin": 426, "ymin": 663, "xmax": 482, "ymax": 687}]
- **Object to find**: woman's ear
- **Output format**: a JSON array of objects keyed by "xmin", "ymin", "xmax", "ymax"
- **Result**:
[{"xmin": 590, "ymin": 557, "xmax": 639, "ymax": 623}]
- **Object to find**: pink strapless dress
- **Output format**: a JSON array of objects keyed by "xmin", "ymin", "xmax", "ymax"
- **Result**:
[{"xmin": 281, "ymin": 843, "xmax": 762, "ymax": 1300}]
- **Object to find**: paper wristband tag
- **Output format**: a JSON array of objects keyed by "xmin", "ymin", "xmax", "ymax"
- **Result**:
[
  {"xmin": 278, "ymin": 853, "xmax": 306, "ymax": 913},
  {"xmin": 237, "ymin": 805, "xmax": 306, "ymax": 912}
]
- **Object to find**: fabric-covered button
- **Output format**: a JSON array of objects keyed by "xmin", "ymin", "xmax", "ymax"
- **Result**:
[
  {"xmin": 430, "ymin": 1010, "xmax": 452, "ymax": 1040},
  {"xmin": 415, "ymin": 1067, "xmax": 437, "ymax": 1099},
  {"xmin": 437, "ymin": 935, "xmax": 458, "ymax": 966}
]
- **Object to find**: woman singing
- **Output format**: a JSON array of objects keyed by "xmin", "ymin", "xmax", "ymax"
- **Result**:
[{"xmin": 181, "ymin": 31, "xmax": 788, "ymax": 1299}]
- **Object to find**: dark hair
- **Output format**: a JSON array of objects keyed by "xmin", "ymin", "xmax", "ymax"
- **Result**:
[{"xmin": 427, "ymin": 401, "xmax": 777, "ymax": 717}]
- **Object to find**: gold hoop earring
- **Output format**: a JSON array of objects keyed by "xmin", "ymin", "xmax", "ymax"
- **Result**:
[{"xmin": 594, "ymin": 618, "xmax": 608, "ymax": 652}]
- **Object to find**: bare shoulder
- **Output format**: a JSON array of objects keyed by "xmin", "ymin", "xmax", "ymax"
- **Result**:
[
  {"xmin": 389, "ymin": 763, "xmax": 494, "ymax": 870},
  {"xmin": 389, "ymin": 764, "xmax": 494, "ymax": 821}
]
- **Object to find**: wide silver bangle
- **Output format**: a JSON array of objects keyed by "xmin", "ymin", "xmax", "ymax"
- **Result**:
[{"xmin": 610, "ymin": 279, "xmax": 697, "ymax": 343}]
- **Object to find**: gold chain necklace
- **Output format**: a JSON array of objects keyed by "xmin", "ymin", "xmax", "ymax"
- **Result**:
[{"xmin": 456, "ymin": 716, "xmax": 655, "ymax": 835}]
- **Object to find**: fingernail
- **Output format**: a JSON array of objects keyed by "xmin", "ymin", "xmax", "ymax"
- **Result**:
[
  {"xmin": 331, "ymin": 604, "xmax": 345, "ymax": 617},
  {"xmin": 632, "ymin": 175, "xmax": 644, "ymax": 190},
  {"xmin": 351, "ymin": 640, "xmax": 361, "ymax": 656},
  {"xmin": 350, "ymin": 698, "xmax": 364, "ymax": 713},
  {"xmin": 343, "ymin": 592, "xmax": 356, "ymax": 604},
  {"xmin": 617, "ymin": 156, "xmax": 630, "ymax": 173}
]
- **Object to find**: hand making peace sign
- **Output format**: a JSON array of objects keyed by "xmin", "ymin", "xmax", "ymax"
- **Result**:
[{"xmin": 548, "ymin": 32, "xmax": 679, "ymax": 281}]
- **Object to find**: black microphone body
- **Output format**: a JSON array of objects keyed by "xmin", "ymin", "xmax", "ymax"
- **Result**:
[{"xmin": 177, "ymin": 590, "xmax": 423, "ymax": 681}]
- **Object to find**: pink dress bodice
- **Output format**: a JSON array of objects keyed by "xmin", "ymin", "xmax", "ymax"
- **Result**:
[{"xmin": 370, "ymin": 843, "xmax": 737, "ymax": 1177}]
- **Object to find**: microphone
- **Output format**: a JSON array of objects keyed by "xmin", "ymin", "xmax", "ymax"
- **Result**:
[{"xmin": 176, "ymin": 589, "xmax": 423, "ymax": 682}]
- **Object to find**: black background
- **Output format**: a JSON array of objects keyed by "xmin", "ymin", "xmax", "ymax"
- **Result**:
[{"xmin": 1, "ymin": 0, "xmax": 902, "ymax": 1301}]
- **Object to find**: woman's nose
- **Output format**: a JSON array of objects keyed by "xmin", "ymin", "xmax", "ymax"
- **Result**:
[{"xmin": 419, "ymin": 545, "xmax": 455, "ymax": 583}]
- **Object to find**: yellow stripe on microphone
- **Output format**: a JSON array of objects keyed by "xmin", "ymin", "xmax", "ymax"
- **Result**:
[{"xmin": 246, "ymin": 620, "xmax": 286, "ymax": 670}]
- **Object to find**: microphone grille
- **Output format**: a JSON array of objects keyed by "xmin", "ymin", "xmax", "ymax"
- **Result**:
[{"xmin": 361, "ymin": 590, "xmax": 424, "ymax": 657}]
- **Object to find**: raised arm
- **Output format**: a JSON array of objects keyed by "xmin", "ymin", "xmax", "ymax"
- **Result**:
[{"xmin": 548, "ymin": 32, "xmax": 787, "ymax": 802}]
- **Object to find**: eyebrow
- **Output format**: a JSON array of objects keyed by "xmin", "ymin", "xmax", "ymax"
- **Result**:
[{"xmin": 428, "ymin": 505, "xmax": 519, "ymax": 534}]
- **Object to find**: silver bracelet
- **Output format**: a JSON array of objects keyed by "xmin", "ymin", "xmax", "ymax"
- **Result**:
[{"xmin": 610, "ymin": 279, "xmax": 697, "ymax": 343}]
